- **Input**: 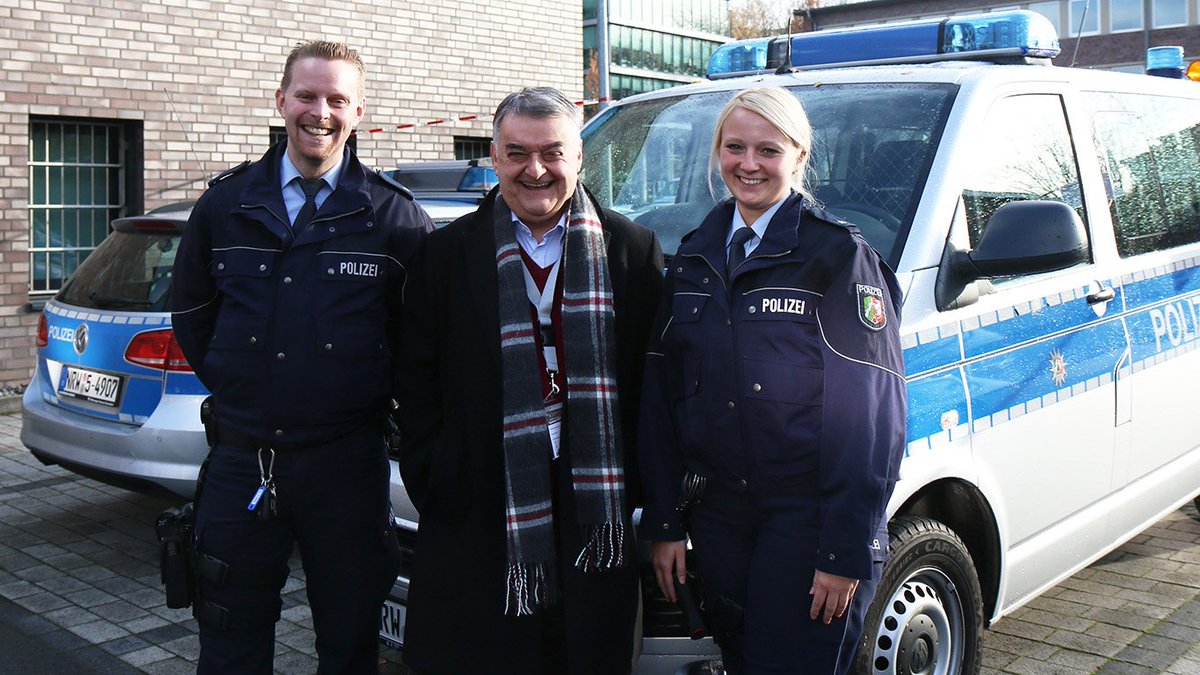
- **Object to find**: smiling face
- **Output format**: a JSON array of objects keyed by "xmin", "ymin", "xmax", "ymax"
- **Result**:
[
  {"xmin": 490, "ymin": 113, "xmax": 582, "ymax": 236},
  {"xmin": 275, "ymin": 57, "xmax": 364, "ymax": 178},
  {"xmin": 718, "ymin": 107, "xmax": 805, "ymax": 225}
]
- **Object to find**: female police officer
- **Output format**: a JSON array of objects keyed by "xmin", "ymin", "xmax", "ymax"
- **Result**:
[{"xmin": 639, "ymin": 86, "xmax": 907, "ymax": 675}]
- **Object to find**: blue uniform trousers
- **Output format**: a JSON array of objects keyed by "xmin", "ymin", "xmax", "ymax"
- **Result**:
[
  {"xmin": 688, "ymin": 485, "xmax": 881, "ymax": 675},
  {"xmin": 193, "ymin": 424, "xmax": 399, "ymax": 674}
]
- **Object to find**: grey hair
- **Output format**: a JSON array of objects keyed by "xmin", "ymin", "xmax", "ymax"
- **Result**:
[{"xmin": 492, "ymin": 87, "xmax": 582, "ymax": 137}]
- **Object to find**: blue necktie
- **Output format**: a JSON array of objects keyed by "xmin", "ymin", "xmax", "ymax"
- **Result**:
[
  {"xmin": 292, "ymin": 178, "xmax": 324, "ymax": 233},
  {"xmin": 728, "ymin": 226, "xmax": 755, "ymax": 276}
]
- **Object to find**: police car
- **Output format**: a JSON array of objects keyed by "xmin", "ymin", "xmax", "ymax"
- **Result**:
[
  {"xmin": 377, "ymin": 10, "xmax": 1200, "ymax": 674},
  {"xmin": 20, "ymin": 193, "xmax": 470, "ymax": 500}
]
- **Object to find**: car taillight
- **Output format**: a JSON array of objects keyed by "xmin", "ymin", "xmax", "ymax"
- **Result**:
[
  {"xmin": 125, "ymin": 328, "xmax": 193, "ymax": 372},
  {"xmin": 37, "ymin": 312, "xmax": 49, "ymax": 348}
]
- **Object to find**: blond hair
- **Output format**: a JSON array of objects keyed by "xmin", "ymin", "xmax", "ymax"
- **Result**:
[
  {"xmin": 281, "ymin": 41, "xmax": 365, "ymax": 96},
  {"xmin": 709, "ymin": 86, "xmax": 813, "ymax": 201}
]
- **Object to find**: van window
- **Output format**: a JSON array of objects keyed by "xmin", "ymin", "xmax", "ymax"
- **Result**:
[
  {"xmin": 581, "ymin": 83, "xmax": 955, "ymax": 264},
  {"xmin": 57, "ymin": 231, "xmax": 180, "ymax": 312},
  {"xmin": 962, "ymin": 94, "xmax": 1089, "ymax": 257},
  {"xmin": 1088, "ymin": 92, "xmax": 1200, "ymax": 257}
]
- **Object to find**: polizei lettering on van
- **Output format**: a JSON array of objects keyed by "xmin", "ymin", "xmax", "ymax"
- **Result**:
[
  {"xmin": 1149, "ymin": 293, "xmax": 1200, "ymax": 352},
  {"xmin": 47, "ymin": 325, "xmax": 75, "ymax": 344}
]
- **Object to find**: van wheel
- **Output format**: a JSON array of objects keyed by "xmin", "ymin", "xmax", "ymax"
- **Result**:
[
  {"xmin": 1191, "ymin": 495, "xmax": 1200, "ymax": 520},
  {"xmin": 854, "ymin": 516, "xmax": 983, "ymax": 675}
]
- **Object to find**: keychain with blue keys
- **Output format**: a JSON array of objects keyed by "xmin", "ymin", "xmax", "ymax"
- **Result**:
[{"xmin": 248, "ymin": 447, "xmax": 277, "ymax": 521}]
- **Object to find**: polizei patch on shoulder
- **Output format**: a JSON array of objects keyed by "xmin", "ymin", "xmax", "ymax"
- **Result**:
[{"xmin": 857, "ymin": 283, "xmax": 887, "ymax": 330}]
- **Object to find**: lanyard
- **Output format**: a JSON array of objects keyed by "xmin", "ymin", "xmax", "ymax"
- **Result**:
[
  {"xmin": 521, "ymin": 256, "xmax": 564, "ymax": 459},
  {"xmin": 521, "ymin": 257, "xmax": 562, "ymax": 374}
]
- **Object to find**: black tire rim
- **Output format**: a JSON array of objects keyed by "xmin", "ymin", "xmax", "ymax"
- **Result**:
[{"xmin": 870, "ymin": 565, "xmax": 965, "ymax": 675}]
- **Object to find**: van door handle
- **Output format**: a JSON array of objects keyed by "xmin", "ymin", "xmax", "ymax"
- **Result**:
[{"xmin": 1086, "ymin": 287, "xmax": 1115, "ymax": 304}]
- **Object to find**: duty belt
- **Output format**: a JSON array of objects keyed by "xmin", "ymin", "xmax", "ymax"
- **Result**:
[{"xmin": 216, "ymin": 419, "xmax": 374, "ymax": 452}]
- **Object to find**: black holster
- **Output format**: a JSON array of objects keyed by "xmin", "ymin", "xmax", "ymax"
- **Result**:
[
  {"xmin": 155, "ymin": 396, "xmax": 215, "ymax": 609},
  {"xmin": 706, "ymin": 592, "xmax": 746, "ymax": 654},
  {"xmin": 674, "ymin": 574, "xmax": 707, "ymax": 639},
  {"xmin": 200, "ymin": 395, "xmax": 217, "ymax": 447},
  {"xmin": 156, "ymin": 502, "xmax": 195, "ymax": 609}
]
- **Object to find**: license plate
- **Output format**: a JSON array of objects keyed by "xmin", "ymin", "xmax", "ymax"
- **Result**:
[
  {"xmin": 59, "ymin": 366, "xmax": 123, "ymax": 406},
  {"xmin": 379, "ymin": 598, "xmax": 406, "ymax": 650}
]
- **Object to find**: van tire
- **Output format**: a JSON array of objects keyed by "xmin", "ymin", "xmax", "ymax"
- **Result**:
[
  {"xmin": 1192, "ymin": 495, "xmax": 1200, "ymax": 520},
  {"xmin": 853, "ymin": 515, "xmax": 983, "ymax": 675}
]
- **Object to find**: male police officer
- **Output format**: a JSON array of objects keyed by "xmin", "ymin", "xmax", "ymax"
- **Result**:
[{"xmin": 171, "ymin": 41, "xmax": 432, "ymax": 673}]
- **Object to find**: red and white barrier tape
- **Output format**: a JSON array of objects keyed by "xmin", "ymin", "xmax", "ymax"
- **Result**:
[{"xmin": 354, "ymin": 97, "xmax": 611, "ymax": 137}]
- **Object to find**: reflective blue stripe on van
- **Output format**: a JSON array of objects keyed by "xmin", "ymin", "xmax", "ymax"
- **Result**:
[
  {"xmin": 44, "ymin": 301, "xmax": 172, "ymax": 326},
  {"xmin": 1124, "ymin": 259, "xmax": 1200, "ymax": 366},
  {"xmin": 902, "ymin": 253, "xmax": 1200, "ymax": 454}
]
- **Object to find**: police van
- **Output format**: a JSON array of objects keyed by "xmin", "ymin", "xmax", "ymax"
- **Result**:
[{"xmin": 382, "ymin": 10, "xmax": 1200, "ymax": 674}]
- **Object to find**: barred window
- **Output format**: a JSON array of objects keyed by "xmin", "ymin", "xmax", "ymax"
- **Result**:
[
  {"xmin": 454, "ymin": 136, "xmax": 492, "ymax": 160},
  {"xmin": 28, "ymin": 119, "xmax": 130, "ymax": 294}
]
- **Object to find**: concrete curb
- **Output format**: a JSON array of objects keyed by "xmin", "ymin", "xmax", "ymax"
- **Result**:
[{"xmin": 0, "ymin": 396, "xmax": 21, "ymax": 416}]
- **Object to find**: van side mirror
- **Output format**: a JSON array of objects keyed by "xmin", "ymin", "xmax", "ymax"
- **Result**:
[{"xmin": 937, "ymin": 200, "xmax": 1090, "ymax": 310}]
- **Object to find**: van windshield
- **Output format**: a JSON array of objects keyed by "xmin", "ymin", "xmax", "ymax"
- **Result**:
[{"xmin": 581, "ymin": 83, "xmax": 956, "ymax": 266}]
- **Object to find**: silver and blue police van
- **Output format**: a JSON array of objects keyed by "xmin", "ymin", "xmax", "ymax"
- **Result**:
[{"xmin": 381, "ymin": 10, "xmax": 1200, "ymax": 673}]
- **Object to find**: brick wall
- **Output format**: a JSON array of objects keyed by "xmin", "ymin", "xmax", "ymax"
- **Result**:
[{"xmin": 0, "ymin": 0, "xmax": 582, "ymax": 390}]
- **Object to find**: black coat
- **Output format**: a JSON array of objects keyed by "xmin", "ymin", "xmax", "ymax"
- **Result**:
[
  {"xmin": 396, "ymin": 188, "xmax": 663, "ymax": 675},
  {"xmin": 171, "ymin": 143, "xmax": 432, "ymax": 443}
]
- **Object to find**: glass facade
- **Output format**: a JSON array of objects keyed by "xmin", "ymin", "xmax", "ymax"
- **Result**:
[
  {"xmin": 28, "ymin": 119, "xmax": 127, "ymax": 294},
  {"xmin": 610, "ymin": 74, "xmax": 679, "ymax": 101},
  {"xmin": 1153, "ymin": 0, "xmax": 1188, "ymax": 27},
  {"xmin": 1109, "ymin": 0, "xmax": 1145, "ymax": 32},
  {"xmin": 609, "ymin": 24, "xmax": 720, "ymax": 78},
  {"xmin": 584, "ymin": 0, "xmax": 730, "ymax": 103},
  {"xmin": 1068, "ymin": 0, "xmax": 1101, "ymax": 35},
  {"xmin": 1027, "ymin": 1, "xmax": 1063, "ymax": 34}
]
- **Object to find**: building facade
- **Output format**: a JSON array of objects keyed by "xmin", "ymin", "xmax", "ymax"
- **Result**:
[
  {"xmin": 0, "ymin": 0, "xmax": 581, "ymax": 391},
  {"xmin": 583, "ymin": 0, "xmax": 731, "ymax": 102},
  {"xmin": 806, "ymin": 0, "xmax": 1200, "ymax": 72}
]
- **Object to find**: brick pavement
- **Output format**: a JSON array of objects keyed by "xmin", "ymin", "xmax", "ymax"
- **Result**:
[
  {"xmin": 0, "ymin": 409, "xmax": 1197, "ymax": 674},
  {"xmin": 0, "ymin": 412, "xmax": 410, "ymax": 674},
  {"xmin": 980, "ymin": 500, "xmax": 1200, "ymax": 675}
]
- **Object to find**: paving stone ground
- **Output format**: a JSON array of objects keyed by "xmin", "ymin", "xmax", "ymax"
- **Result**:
[{"xmin": 1, "ymin": 411, "xmax": 1197, "ymax": 673}]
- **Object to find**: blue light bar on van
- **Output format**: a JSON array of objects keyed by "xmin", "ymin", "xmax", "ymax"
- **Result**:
[
  {"xmin": 706, "ymin": 38, "xmax": 771, "ymax": 79},
  {"xmin": 707, "ymin": 10, "xmax": 1060, "ymax": 79}
]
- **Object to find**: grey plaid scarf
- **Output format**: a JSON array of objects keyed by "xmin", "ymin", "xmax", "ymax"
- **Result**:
[{"xmin": 493, "ymin": 186, "xmax": 628, "ymax": 616}]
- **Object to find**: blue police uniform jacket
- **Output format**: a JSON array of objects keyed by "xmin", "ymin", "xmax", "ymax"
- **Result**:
[
  {"xmin": 639, "ymin": 192, "xmax": 907, "ymax": 580},
  {"xmin": 170, "ymin": 143, "xmax": 433, "ymax": 446}
]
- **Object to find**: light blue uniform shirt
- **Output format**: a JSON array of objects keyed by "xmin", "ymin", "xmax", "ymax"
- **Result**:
[
  {"xmin": 280, "ymin": 153, "xmax": 344, "ymax": 227},
  {"xmin": 726, "ymin": 196, "xmax": 787, "ymax": 260}
]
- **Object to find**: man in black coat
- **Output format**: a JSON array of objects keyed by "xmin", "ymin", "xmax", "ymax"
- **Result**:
[{"xmin": 397, "ymin": 87, "xmax": 663, "ymax": 675}]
